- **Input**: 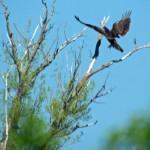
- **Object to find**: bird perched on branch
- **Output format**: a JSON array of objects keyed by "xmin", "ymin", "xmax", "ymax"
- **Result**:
[{"xmin": 75, "ymin": 11, "xmax": 131, "ymax": 52}]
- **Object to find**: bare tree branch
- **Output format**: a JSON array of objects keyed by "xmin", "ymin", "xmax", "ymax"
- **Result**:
[
  {"xmin": 0, "ymin": 0, "xmax": 20, "ymax": 71},
  {"xmin": 57, "ymin": 27, "xmax": 87, "ymax": 52},
  {"xmin": 47, "ymin": 0, "xmax": 56, "ymax": 23},
  {"xmin": 29, "ymin": 27, "xmax": 86, "ymax": 84},
  {"xmin": 75, "ymin": 43, "xmax": 150, "ymax": 96},
  {"xmin": 2, "ymin": 65, "xmax": 13, "ymax": 150},
  {"xmin": 89, "ymin": 43, "xmax": 150, "ymax": 77},
  {"xmin": 66, "ymin": 120, "xmax": 98, "ymax": 136},
  {"xmin": 23, "ymin": 0, "xmax": 56, "ymax": 73},
  {"xmin": 87, "ymin": 74, "xmax": 110, "ymax": 106}
]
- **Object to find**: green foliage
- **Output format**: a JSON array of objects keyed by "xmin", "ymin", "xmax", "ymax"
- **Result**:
[
  {"xmin": 9, "ymin": 106, "xmax": 49, "ymax": 150},
  {"xmin": 49, "ymin": 77, "xmax": 94, "ymax": 141},
  {"xmin": 1, "ymin": 61, "xmax": 95, "ymax": 149},
  {"xmin": 100, "ymin": 111, "xmax": 150, "ymax": 150}
]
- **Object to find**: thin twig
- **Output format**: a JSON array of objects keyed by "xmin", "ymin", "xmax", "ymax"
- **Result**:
[
  {"xmin": 66, "ymin": 120, "xmax": 98, "ymax": 136},
  {"xmin": 57, "ymin": 27, "xmax": 87, "ymax": 52},
  {"xmin": 47, "ymin": 0, "xmax": 56, "ymax": 22},
  {"xmin": 14, "ymin": 23, "xmax": 27, "ymax": 42},
  {"xmin": 87, "ymin": 74, "xmax": 111, "ymax": 106}
]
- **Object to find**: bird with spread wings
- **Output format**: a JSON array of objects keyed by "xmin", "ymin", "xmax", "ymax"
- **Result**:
[{"xmin": 75, "ymin": 11, "xmax": 131, "ymax": 52}]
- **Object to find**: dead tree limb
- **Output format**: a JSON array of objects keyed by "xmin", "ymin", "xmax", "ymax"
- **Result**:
[
  {"xmin": 73, "ymin": 16, "xmax": 110, "ymax": 96},
  {"xmin": 90, "ymin": 43, "xmax": 150, "ymax": 77}
]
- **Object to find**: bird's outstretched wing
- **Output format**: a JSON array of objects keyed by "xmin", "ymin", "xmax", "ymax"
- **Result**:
[
  {"xmin": 111, "ymin": 11, "xmax": 131, "ymax": 36},
  {"xmin": 75, "ymin": 16, "xmax": 108, "ymax": 37}
]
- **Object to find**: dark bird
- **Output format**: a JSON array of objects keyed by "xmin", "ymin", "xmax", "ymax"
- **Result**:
[{"xmin": 75, "ymin": 11, "xmax": 131, "ymax": 52}]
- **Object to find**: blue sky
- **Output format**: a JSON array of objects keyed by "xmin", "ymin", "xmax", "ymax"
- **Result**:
[{"xmin": 0, "ymin": 0, "xmax": 150, "ymax": 150}]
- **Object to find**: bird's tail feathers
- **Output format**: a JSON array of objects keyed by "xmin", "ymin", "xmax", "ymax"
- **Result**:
[
  {"xmin": 115, "ymin": 44, "xmax": 124, "ymax": 52},
  {"xmin": 108, "ymin": 44, "xmax": 123, "ymax": 52}
]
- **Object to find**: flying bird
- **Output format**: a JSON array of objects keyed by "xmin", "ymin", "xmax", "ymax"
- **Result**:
[{"xmin": 75, "ymin": 11, "xmax": 131, "ymax": 52}]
